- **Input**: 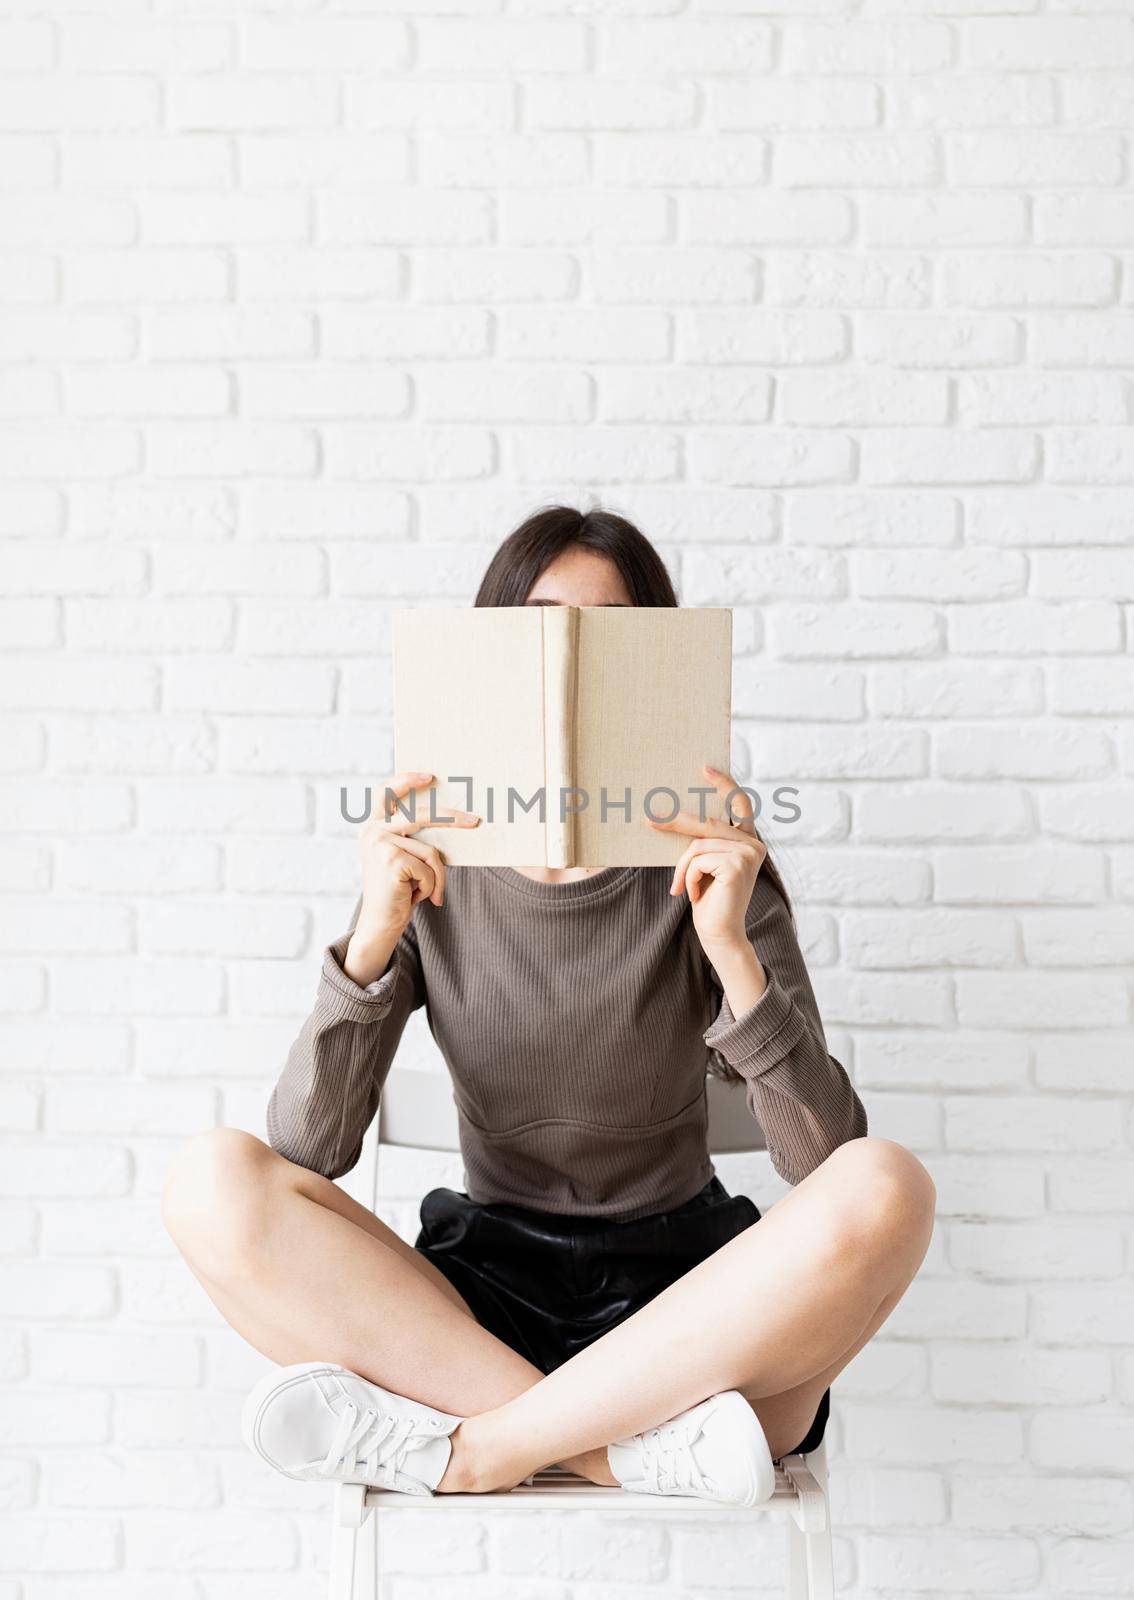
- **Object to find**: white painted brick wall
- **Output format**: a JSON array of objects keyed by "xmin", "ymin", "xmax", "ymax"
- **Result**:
[{"xmin": 1, "ymin": 1, "xmax": 1132, "ymax": 1595}]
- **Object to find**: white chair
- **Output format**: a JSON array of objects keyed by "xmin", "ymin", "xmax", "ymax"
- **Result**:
[{"xmin": 328, "ymin": 1070, "xmax": 835, "ymax": 1600}]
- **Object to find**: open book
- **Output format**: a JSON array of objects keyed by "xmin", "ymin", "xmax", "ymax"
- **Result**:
[{"xmin": 392, "ymin": 606, "xmax": 732, "ymax": 867}]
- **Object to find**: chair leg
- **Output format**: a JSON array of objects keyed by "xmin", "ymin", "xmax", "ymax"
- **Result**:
[
  {"xmin": 785, "ymin": 1507, "xmax": 835, "ymax": 1600},
  {"xmin": 354, "ymin": 1501, "xmax": 378, "ymax": 1599},
  {"xmin": 781, "ymin": 1443, "xmax": 835, "ymax": 1600},
  {"xmin": 328, "ymin": 1516, "xmax": 357, "ymax": 1600},
  {"xmin": 785, "ymin": 1514, "xmax": 810, "ymax": 1600},
  {"xmin": 328, "ymin": 1483, "xmax": 369, "ymax": 1600},
  {"xmin": 803, "ymin": 1516, "xmax": 835, "ymax": 1600}
]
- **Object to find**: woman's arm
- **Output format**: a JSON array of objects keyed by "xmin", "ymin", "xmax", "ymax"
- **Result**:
[
  {"xmin": 267, "ymin": 771, "xmax": 477, "ymax": 1179},
  {"xmin": 700, "ymin": 873, "xmax": 868, "ymax": 1186},
  {"xmin": 650, "ymin": 764, "xmax": 867, "ymax": 1187},
  {"xmin": 266, "ymin": 898, "xmax": 425, "ymax": 1180}
]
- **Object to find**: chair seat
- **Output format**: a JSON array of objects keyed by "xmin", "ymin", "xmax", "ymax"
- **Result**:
[{"xmin": 360, "ymin": 1456, "xmax": 827, "ymax": 1528}]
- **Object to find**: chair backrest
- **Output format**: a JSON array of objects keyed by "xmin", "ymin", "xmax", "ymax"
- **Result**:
[{"xmin": 377, "ymin": 1070, "xmax": 767, "ymax": 1157}]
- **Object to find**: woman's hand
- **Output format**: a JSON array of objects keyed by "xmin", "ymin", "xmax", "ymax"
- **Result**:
[
  {"xmin": 648, "ymin": 765, "xmax": 765, "ymax": 949},
  {"xmin": 647, "ymin": 765, "xmax": 770, "ymax": 1014},
  {"xmin": 344, "ymin": 772, "xmax": 479, "ymax": 987}
]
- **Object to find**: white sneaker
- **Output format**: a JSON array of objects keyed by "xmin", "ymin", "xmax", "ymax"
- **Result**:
[
  {"xmin": 606, "ymin": 1390, "xmax": 776, "ymax": 1507},
  {"xmin": 241, "ymin": 1361, "xmax": 463, "ymax": 1496}
]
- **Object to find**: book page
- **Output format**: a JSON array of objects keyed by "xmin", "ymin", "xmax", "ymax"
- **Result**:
[
  {"xmin": 392, "ymin": 607, "xmax": 549, "ymax": 866},
  {"xmin": 572, "ymin": 607, "xmax": 733, "ymax": 867}
]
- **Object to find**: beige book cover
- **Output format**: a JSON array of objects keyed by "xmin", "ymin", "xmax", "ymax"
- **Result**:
[{"xmin": 392, "ymin": 606, "xmax": 732, "ymax": 867}]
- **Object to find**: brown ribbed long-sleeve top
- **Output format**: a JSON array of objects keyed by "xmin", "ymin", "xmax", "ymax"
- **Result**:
[{"xmin": 267, "ymin": 864, "xmax": 868, "ymax": 1221}]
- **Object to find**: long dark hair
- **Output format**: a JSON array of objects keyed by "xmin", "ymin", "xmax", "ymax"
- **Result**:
[
  {"xmin": 474, "ymin": 504, "xmax": 678, "ymax": 609},
  {"xmin": 474, "ymin": 503, "xmax": 792, "ymax": 914}
]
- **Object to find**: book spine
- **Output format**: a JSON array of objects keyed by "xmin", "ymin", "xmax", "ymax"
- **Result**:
[{"xmin": 541, "ymin": 605, "xmax": 578, "ymax": 867}]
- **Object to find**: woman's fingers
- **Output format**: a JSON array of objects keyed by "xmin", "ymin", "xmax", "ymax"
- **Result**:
[
  {"xmin": 703, "ymin": 764, "xmax": 758, "ymax": 834},
  {"xmin": 383, "ymin": 808, "xmax": 480, "ymax": 835},
  {"xmin": 381, "ymin": 813, "xmax": 481, "ymax": 906},
  {"xmin": 648, "ymin": 807, "xmax": 743, "ymax": 842},
  {"xmin": 377, "ymin": 772, "xmax": 481, "ymax": 827},
  {"xmin": 670, "ymin": 838, "xmax": 708, "ymax": 897},
  {"xmin": 669, "ymin": 833, "xmax": 759, "ymax": 896},
  {"xmin": 383, "ymin": 833, "xmax": 448, "ymax": 906},
  {"xmin": 650, "ymin": 765, "xmax": 760, "ymax": 850},
  {"xmin": 378, "ymin": 771, "xmax": 436, "ymax": 819},
  {"xmin": 685, "ymin": 850, "xmax": 742, "ymax": 902},
  {"xmin": 402, "ymin": 850, "xmax": 437, "ymax": 908}
]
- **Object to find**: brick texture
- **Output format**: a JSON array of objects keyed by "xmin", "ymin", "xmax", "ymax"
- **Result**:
[{"xmin": 2, "ymin": 3, "xmax": 1132, "ymax": 1596}]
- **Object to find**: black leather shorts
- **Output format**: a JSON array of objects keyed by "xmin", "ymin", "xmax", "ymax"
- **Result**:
[{"xmin": 413, "ymin": 1174, "xmax": 830, "ymax": 1458}]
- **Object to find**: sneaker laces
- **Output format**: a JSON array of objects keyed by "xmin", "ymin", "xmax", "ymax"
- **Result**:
[
  {"xmin": 319, "ymin": 1400, "xmax": 421, "ymax": 1487},
  {"xmin": 637, "ymin": 1416, "xmax": 711, "ymax": 1497}
]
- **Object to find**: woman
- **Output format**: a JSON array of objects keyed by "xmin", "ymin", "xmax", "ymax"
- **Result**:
[{"xmin": 162, "ymin": 506, "xmax": 936, "ymax": 1507}]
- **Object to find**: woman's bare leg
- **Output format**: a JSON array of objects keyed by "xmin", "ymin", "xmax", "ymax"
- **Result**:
[
  {"xmin": 163, "ymin": 1130, "xmax": 934, "ymax": 1494},
  {"xmin": 438, "ymin": 1136, "xmax": 936, "ymax": 1491},
  {"xmin": 737, "ymin": 1264, "xmax": 917, "ymax": 1464},
  {"xmin": 160, "ymin": 1128, "xmax": 611, "ymax": 1483}
]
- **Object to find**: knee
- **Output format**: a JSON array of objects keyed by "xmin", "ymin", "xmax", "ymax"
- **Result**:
[
  {"xmin": 822, "ymin": 1136, "xmax": 937, "ymax": 1248},
  {"xmin": 161, "ymin": 1126, "xmax": 279, "ymax": 1280}
]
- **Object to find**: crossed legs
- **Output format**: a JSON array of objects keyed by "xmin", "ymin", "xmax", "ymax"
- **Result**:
[{"xmin": 162, "ymin": 1131, "xmax": 935, "ymax": 1491}]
